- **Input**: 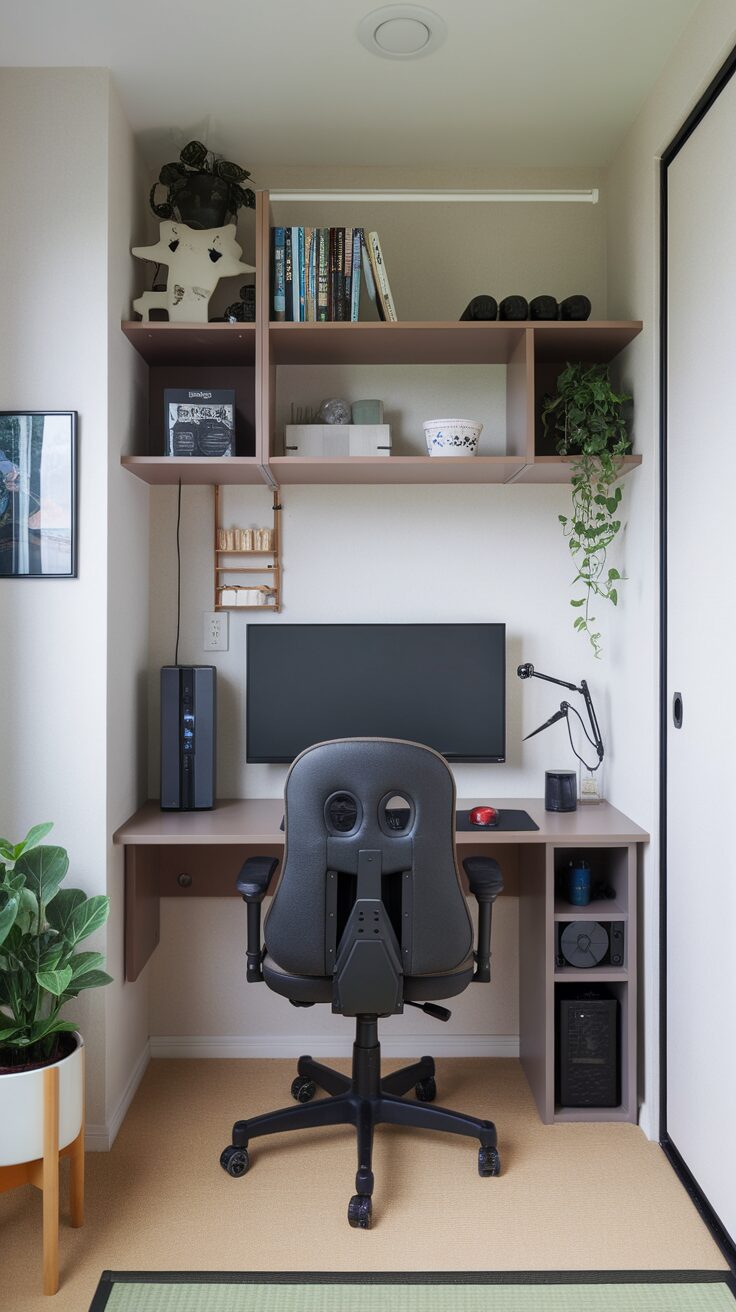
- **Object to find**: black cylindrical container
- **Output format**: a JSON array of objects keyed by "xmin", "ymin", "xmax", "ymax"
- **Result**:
[{"xmin": 545, "ymin": 769, "xmax": 577, "ymax": 812}]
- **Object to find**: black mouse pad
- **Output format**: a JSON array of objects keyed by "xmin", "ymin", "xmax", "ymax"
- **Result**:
[
  {"xmin": 280, "ymin": 808, "xmax": 539, "ymax": 833},
  {"xmin": 455, "ymin": 808, "xmax": 539, "ymax": 833}
]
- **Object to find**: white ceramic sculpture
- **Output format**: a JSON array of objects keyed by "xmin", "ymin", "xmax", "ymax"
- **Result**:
[{"xmin": 132, "ymin": 221, "xmax": 255, "ymax": 323}]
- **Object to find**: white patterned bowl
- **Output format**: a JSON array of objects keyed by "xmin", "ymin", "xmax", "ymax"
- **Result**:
[{"xmin": 423, "ymin": 418, "xmax": 483, "ymax": 457}]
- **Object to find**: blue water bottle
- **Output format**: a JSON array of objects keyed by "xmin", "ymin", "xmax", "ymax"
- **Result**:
[{"xmin": 568, "ymin": 860, "xmax": 591, "ymax": 907}]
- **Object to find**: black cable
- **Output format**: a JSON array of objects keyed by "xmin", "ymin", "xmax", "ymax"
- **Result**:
[
  {"xmin": 565, "ymin": 703, "xmax": 601, "ymax": 773},
  {"xmin": 174, "ymin": 478, "xmax": 182, "ymax": 666}
]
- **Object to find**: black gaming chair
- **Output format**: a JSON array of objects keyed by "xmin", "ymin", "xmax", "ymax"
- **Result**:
[{"xmin": 219, "ymin": 738, "xmax": 504, "ymax": 1228}]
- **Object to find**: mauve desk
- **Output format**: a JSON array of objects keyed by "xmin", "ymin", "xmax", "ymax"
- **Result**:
[{"xmin": 113, "ymin": 797, "xmax": 648, "ymax": 1124}]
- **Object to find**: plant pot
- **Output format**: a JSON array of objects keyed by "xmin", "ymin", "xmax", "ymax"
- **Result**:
[
  {"xmin": 0, "ymin": 1032, "xmax": 84, "ymax": 1167},
  {"xmin": 423, "ymin": 418, "xmax": 483, "ymax": 457},
  {"xmin": 171, "ymin": 172, "xmax": 231, "ymax": 229}
]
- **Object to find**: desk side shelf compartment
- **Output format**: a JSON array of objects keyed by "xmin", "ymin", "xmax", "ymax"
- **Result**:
[{"xmin": 519, "ymin": 841, "xmax": 637, "ymax": 1124}]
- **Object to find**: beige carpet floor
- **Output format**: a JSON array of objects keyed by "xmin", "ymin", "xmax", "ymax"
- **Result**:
[{"xmin": 0, "ymin": 1058, "xmax": 726, "ymax": 1310}]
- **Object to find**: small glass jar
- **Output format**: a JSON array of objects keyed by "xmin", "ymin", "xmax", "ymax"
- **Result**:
[{"xmin": 579, "ymin": 761, "xmax": 604, "ymax": 803}]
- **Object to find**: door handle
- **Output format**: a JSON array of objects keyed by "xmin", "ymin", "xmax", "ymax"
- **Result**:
[{"xmin": 672, "ymin": 692, "xmax": 684, "ymax": 729}]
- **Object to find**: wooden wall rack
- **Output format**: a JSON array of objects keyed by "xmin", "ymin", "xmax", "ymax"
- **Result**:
[{"xmin": 213, "ymin": 485, "xmax": 281, "ymax": 612}]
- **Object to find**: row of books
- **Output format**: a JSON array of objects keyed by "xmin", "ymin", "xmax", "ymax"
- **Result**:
[{"xmin": 271, "ymin": 227, "xmax": 397, "ymax": 322}]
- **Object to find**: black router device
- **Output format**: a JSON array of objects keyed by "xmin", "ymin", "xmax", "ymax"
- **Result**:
[{"xmin": 160, "ymin": 665, "xmax": 216, "ymax": 811}]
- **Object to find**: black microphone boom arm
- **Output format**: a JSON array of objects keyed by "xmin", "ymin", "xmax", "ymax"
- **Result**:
[{"xmin": 517, "ymin": 664, "xmax": 604, "ymax": 770}]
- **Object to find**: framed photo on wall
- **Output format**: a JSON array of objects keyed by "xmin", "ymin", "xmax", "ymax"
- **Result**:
[{"xmin": 0, "ymin": 411, "xmax": 77, "ymax": 578}]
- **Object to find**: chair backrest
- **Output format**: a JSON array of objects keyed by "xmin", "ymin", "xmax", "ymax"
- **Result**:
[{"xmin": 264, "ymin": 738, "xmax": 473, "ymax": 1001}]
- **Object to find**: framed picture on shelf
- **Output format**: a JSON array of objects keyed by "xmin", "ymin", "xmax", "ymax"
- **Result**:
[{"xmin": 0, "ymin": 411, "xmax": 78, "ymax": 578}]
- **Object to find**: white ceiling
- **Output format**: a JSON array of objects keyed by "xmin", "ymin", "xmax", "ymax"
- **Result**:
[{"xmin": 1, "ymin": 0, "xmax": 699, "ymax": 170}]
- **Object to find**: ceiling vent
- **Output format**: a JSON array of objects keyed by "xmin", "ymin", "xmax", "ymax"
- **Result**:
[{"xmin": 357, "ymin": 5, "xmax": 447, "ymax": 60}]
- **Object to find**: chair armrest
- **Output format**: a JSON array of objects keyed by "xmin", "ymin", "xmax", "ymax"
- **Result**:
[
  {"xmin": 236, "ymin": 856, "xmax": 279, "ymax": 901},
  {"xmin": 462, "ymin": 857, "xmax": 504, "ymax": 983},
  {"xmin": 236, "ymin": 856, "xmax": 280, "ymax": 982}
]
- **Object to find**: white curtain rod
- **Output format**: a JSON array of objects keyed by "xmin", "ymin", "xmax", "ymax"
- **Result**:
[{"xmin": 268, "ymin": 189, "xmax": 599, "ymax": 204}]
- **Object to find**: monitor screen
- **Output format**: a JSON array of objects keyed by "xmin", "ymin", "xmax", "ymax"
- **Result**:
[{"xmin": 246, "ymin": 623, "xmax": 505, "ymax": 763}]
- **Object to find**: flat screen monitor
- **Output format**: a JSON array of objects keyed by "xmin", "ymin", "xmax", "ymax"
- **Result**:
[{"xmin": 246, "ymin": 623, "xmax": 505, "ymax": 763}]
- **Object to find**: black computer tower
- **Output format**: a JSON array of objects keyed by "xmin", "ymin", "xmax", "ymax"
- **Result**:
[
  {"xmin": 557, "ymin": 987, "xmax": 619, "ymax": 1107},
  {"xmin": 160, "ymin": 666, "xmax": 216, "ymax": 811}
]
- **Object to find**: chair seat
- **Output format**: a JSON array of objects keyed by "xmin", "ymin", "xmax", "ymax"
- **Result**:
[{"xmin": 262, "ymin": 952, "xmax": 475, "ymax": 1004}]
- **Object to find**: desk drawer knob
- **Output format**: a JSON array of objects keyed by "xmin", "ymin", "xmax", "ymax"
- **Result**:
[{"xmin": 177, "ymin": 872, "xmax": 192, "ymax": 888}]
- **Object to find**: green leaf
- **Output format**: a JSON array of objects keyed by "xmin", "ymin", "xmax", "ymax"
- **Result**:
[
  {"xmin": 0, "ymin": 839, "xmax": 15, "ymax": 861},
  {"xmin": 0, "ymin": 892, "xmax": 19, "ymax": 948},
  {"xmin": 64, "ymin": 969, "xmax": 113, "ymax": 996},
  {"xmin": 23, "ymin": 1016, "xmax": 77, "ymax": 1047},
  {"xmin": 36, "ymin": 966, "xmax": 73, "ymax": 997},
  {"xmin": 607, "ymin": 568, "xmax": 621, "ymax": 580},
  {"xmin": 0, "ymin": 1023, "xmax": 21, "ymax": 1042},
  {"xmin": 68, "ymin": 951, "xmax": 105, "ymax": 979},
  {"xmin": 46, "ymin": 887, "xmax": 87, "ymax": 938},
  {"xmin": 609, "ymin": 589, "xmax": 618, "ymax": 606},
  {"xmin": 570, "ymin": 598, "xmax": 585, "ymax": 607},
  {"xmin": 13, "ymin": 822, "xmax": 54, "ymax": 859},
  {"xmin": 14, "ymin": 888, "xmax": 39, "ymax": 935},
  {"xmin": 67, "ymin": 895, "xmax": 110, "ymax": 946},
  {"xmin": 15, "ymin": 846, "xmax": 68, "ymax": 907}
]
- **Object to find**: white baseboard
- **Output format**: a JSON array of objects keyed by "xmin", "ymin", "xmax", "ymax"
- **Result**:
[
  {"xmin": 85, "ymin": 1040, "xmax": 151, "ymax": 1152},
  {"xmin": 149, "ymin": 1034, "xmax": 519, "ymax": 1060}
]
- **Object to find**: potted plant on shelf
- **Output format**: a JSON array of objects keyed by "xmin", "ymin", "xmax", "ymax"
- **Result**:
[
  {"xmin": 150, "ymin": 139, "xmax": 256, "ymax": 230},
  {"xmin": 0, "ymin": 822, "xmax": 111, "ymax": 1292},
  {"xmin": 541, "ymin": 362, "xmax": 632, "ymax": 659}
]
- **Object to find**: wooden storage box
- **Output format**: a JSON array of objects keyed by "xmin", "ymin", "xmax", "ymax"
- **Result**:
[{"xmin": 283, "ymin": 424, "xmax": 391, "ymax": 457}]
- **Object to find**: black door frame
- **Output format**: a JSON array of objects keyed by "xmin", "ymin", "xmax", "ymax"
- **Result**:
[{"xmin": 659, "ymin": 39, "xmax": 736, "ymax": 1271}]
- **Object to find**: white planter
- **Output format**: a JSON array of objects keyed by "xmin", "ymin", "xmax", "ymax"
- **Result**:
[
  {"xmin": 0, "ymin": 1033, "xmax": 84, "ymax": 1167},
  {"xmin": 423, "ymin": 417, "xmax": 483, "ymax": 456}
]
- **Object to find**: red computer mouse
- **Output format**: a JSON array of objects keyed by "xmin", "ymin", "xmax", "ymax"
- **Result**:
[{"xmin": 469, "ymin": 805, "xmax": 499, "ymax": 827}]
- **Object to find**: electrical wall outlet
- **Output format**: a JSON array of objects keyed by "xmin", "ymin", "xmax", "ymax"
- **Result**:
[{"xmin": 203, "ymin": 611, "xmax": 228, "ymax": 652}]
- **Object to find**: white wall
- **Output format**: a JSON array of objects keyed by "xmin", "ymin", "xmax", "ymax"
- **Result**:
[
  {"xmin": 605, "ymin": 0, "xmax": 736, "ymax": 1138},
  {"xmin": 0, "ymin": 68, "xmax": 150, "ymax": 1145},
  {"xmin": 145, "ymin": 174, "xmax": 618, "ymax": 1055},
  {"xmin": 104, "ymin": 77, "xmax": 151, "ymax": 1144},
  {"xmin": 0, "ymin": 69, "xmax": 112, "ymax": 1131}
]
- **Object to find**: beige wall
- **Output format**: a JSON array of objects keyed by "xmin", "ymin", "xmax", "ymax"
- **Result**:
[
  {"xmin": 0, "ymin": 68, "xmax": 112, "ymax": 1131},
  {"xmin": 0, "ymin": 69, "xmax": 150, "ymax": 1145},
  {"xmin": 104, "ymin": 77, "xmax": 151, "ymax": 1143},
  {"xmin": 605, "ymin": 0, "xmax": 736, "ymax": 1137}
]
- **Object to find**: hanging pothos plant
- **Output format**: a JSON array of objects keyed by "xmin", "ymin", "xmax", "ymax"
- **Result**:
[{"xmin": 541, "ymin": 363, "xmax": 632, "ymax": 659}]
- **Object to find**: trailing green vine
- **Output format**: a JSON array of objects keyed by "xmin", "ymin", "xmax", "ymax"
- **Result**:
[{"xmin": 541, "ymin": 363, "xmax": 632, "ymax": 659}]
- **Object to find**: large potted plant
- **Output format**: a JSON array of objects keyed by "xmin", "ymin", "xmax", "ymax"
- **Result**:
[
  {"xmin": 0, "ymin": 822, "xmax": 111, "ymax": 1167},
  {"xmin": 541, "ymin": 362, "xmax": 632, "ymax": 659},
  {"xmin": 150, "ymin": 139, "xmax": 255, "ymax": 230}
]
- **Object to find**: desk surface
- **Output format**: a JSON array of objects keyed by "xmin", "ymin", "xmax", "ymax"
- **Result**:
[{"xmin": 113, "ymin": 798, "xmax": 648, "ymax": 846}]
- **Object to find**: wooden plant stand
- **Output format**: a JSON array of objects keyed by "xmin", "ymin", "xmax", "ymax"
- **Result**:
[{"xmin": 0, "ymin": 1057, "xmax": 85, "ymax": 1295}]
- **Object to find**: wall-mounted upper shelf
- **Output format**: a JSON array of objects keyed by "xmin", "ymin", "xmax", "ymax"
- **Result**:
[
  {"xmin": 121, "ymin": 189, "xmax": 643, "ymax": 488},
  {"xmin": 122, "ymin": 321, "xmax": 256, "ymax": 366}
]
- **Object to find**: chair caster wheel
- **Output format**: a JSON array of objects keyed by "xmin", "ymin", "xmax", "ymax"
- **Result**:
[
  {"xmin": 220, "ymin": 1145, "xmax": 249, "ymax": 1177},
  {"xmin": 347, "ymin": 1194, "xmax": 372, "ymax": 1229},
  {"xmin": 415, "ymin": 1076, "xmax": 437, "ymax": 1102},
  {"xmin": 478, "ymin": 1145, "xmax": 501, "ymax": 1177},
  {"xmin": 291, "ymin": 1076, "xmax": 317, "ymax": 1103}
]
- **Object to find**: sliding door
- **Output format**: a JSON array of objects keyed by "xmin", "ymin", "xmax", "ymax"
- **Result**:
[{"xmin": 663, "ymin": 52, "xmax": 736, "ymax": 1250}]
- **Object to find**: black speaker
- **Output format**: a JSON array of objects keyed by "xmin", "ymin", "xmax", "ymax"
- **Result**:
[
  {"xmin": 556, "ymin": 920, "xmax": 625, "ymax": 969},
  {"xmin": 545, "ymin": 769, "xmax": 577, "ymax": 812},
  {"xmin": 160, "ymin": 665, "xmax": 216, "ymax": 811},
  {"xmin": 557, "ymin": 987, "xmax": 619, "ymax": 1107}
]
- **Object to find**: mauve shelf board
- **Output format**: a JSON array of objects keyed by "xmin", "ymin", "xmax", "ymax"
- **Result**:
[
  {"xmin": 121, "ymin": 321, "xmax": 256, "ymax": 365},
  {"xmin": 121, "ymin": 457, "xmax": 264, "ymax": 486},
  {"xmin": 554, "ymin": 1105, "xmax": 631, "ymax": 1123},
  {"xmin": 553, "ymin": 900, "xmax": 627, "ymax": 920},
  {"xmin": 269, "ymin": 320, "xmax": 525, "ymax": 365},
  {"xmin": 532, "ymin": 320, "xmax": 642, "ymax": 361},
  {"xmin": 268, "ymin": 455, "xmax": 525, "ymax": 485},
  {"xmin": 554, "ymin": 967, "xmax": 628, "ymax": 982},
  {"xmin": 515, "ymin": 454, "xmax": 642, "ymax": 484}
]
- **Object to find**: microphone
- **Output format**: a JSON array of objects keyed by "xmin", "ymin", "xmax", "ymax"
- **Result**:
[
  {"xmin": 517, "ymin": 663, "xmax": 535, "ymax": 679},
  {"xmin": 523, "ymin": 705, "xmax": 570, "ymax": 741}
]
